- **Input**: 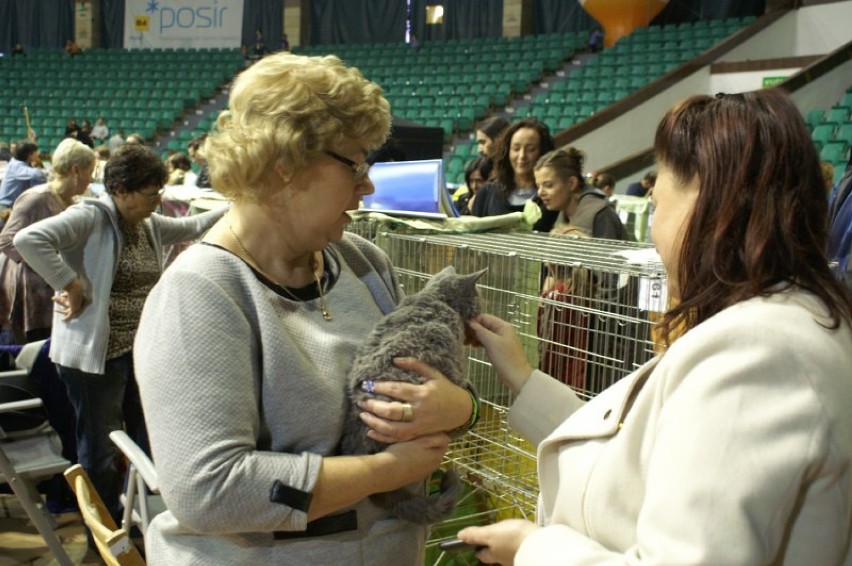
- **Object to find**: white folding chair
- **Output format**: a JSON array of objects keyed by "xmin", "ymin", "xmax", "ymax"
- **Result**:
[
  {"xmin": 0, "ymin": 398, "xmax": 74, "ymax": 565},
  {"xmin": 0, "ymin": 339, "xmax": 73, "ymax": 564},
  {"xmin": 109, "ymin": 429, "xmax": 165, "ymax": 536}
]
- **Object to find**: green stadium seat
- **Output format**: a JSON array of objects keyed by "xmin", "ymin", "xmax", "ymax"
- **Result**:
[
  {"xmin": 455, "ymin": 108, "xmax": 475, "ymax": 131},
  {"xmin": 557, "ymin": 116, "xmax": 576, "ymax": 130},
  {"xmin": 812, "ymin": 124, "xmax": 836, "ymax": 146},
  {"xmin": 527, "ymin": 105, "xmax": 546, "ymax": 119},
  {"xmin": 820, "ymin": 141, "xmax": 848, "ymax": 163},
  {"xmin": 543, "ymin": 105, "xmax": 561, "ymax": 118},
  {"xmin": 806, "ymin": 109, "xmax": 825, "ymax": 129},
  {"xmin": 577, "ymin": 105, "xmax": 595, "ymax": 118},
  {"xmin": 825, "ymin": 107, "xmax": 850, "ymax": 125},
  {"xmin": 439, "ymin": 119, "xmax": 455, "ymax": 143}
]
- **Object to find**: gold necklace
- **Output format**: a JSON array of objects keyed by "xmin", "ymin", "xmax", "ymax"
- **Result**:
[{"xmin": 228, "ymin": 223, "xmax": 332, "ymax": 321}]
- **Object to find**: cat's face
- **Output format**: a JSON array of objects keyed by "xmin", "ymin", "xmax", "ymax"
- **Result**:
[{"xmin": 424, "ymin": 266, "xmax": 488, "ymax": 320}]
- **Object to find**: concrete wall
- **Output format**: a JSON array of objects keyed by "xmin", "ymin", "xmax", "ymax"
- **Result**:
[
  {"xmin": 795, "ymin": 0, "xmax": 852, "ymax": 54},
  {"xmin": 574, "ymin": 68, "xmax": 711, "ymax": 174},
  {"xmin": 721, "ymin": 1, "xmax": 852, "ymax": 61},
  {"xmin": 709, "ymin": 67, "xmax": 801, "ymax": 93},
  {"xmin": 789, "ymin": 57, "xmax": 852, "ymax": 115}
]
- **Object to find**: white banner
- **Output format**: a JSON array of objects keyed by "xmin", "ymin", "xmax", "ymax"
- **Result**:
[
  {"xmin": 75, "ymin": 1, "xmax": 94, "ymax": 49},
  {"xmin": 124, "ymin": 0, "xmax": 244, "ymax": 49}
]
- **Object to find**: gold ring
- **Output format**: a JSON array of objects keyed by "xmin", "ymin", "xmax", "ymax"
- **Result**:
[{"xmin": 400, "ymin": 403, "xmax": 414, "ymax": 423}]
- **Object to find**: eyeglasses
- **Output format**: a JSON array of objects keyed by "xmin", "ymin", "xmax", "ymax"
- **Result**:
[
  {"xmin": 140, "ymin": 188, "xmax": 165, "ymax": 203},
  {"xmin": 324, "ymin": 151, "xmax": 371, "ymax": 181}
]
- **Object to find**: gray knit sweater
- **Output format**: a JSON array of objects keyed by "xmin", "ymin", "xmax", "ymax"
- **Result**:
[
  {"xmin": 15, "ymin": 195, "xmax": 225, "ymax": 373},
  {"xmin": 134, "ymin": 233, "xmax": 428, "ymax": 565}
]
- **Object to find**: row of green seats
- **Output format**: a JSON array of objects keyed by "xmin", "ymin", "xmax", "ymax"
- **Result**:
[
  {"xmin": 628, "ymin": 25, "xmax": 738, "ymax": 44},
  {"xmin": 596, "ymin": 49, "xmax": 691, "ymax": 65},
  {"xmin": 439, "ymin": 17, "xmax": 757, "ymax": 174},
  {"xmin": 810, "ymin": 97, "xmax": 851, "ymax": 166},
  {"xmin": 389, "ymin": 96, "xmax": 491, "ymax": 112},
  {"xmin": 819, "ymin": 141, "xmax": 849, "ymax": 163},
  {"xmin": 387, "ymin": 82, "xmax": 507, "ymax": 97},
  {"xmin": 1, "ymin": 59, "xmax": 238, "ymax": 72},
  {"xmin": 343, "ymin": 48, "xmax": 568, "ymax": 68},
  {"xmin": 526, "ymin": 15, "xmax": 730, "ymax": 118},
  {"xmin": 807, "ymin": 101, "xmax": 852, "ymax": 129},
  {"xmin": 813, "ymin": 123, "xmax": 852, "ymax": 146},
  {"xmin": 368, "ymin": 68, "xmax": 536, "ymax": 84},
  {"xmin": 529, "ymin": 96, "xmax": 627, "ymax": 114},
  {"xmin": 631, "ymin": 16, "xmax": 752, "ymax": 35},
  {"xmin": 295, "ymin": 31, "xmax": 586, "ymax": 55}
]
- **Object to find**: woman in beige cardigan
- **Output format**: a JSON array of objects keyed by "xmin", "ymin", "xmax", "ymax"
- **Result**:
[{"xmin": 461, "ymin": 89, "xmax": 852, "ymax": 564}]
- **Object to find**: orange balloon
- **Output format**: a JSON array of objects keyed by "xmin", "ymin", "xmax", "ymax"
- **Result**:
[{"xmin": 580, "ymin": 0, "xmax": 669, "ymax": 47}]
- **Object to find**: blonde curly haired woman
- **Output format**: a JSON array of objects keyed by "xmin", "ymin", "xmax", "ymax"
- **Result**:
[{"xmin": 133, "ymin": 52, "xmax": 476, "ymax": 564}]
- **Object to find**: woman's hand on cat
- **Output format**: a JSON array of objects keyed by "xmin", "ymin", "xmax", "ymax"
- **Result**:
[
  {"xmin": 468, "ymin": 314, "xmax": 533, "ymax": 396},
  {"xmin": 381, "ymin": 432, "xmax": 451, "ymax": 486},
  {"xmin": 358, "ymin": 358, "xmax": 473, "ymax": 443}
]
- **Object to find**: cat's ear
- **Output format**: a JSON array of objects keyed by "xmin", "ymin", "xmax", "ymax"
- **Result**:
[
  {"xmin": 460, "ymin": 267, "xmax": 487, "ymax": 289},
  {"xmin": 430, "ymin": 265, "xmax": 456, "ymax": 283},
  {"xmin": 469, "ymin": 267, "xmax": 488, "ymax": 282}
]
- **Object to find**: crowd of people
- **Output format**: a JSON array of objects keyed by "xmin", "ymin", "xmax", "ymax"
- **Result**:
[
  {"xmin": 453, "ymin": 115, "xmax": 642, "ymax": 242},
  {"xmin": 0, "ymin": 120, "xmax": 222, "ymax": 526},
  {"xmin": 1, "ymin": 48, "xmax": 849, "ymax": 566}
]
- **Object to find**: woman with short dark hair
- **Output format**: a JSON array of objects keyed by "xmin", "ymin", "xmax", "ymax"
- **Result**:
[
  {"xmin": 14, "ymin": 143, "xmax": 225, "ymax": 521},
  {"xmin": 0, "ymin": 140, "xmax": 46, "ymax": 209}
]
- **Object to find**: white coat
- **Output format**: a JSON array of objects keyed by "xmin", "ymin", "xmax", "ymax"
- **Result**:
[{"xmin": 508, "ymin": 287, "xmax": 852, "ymax": 565}]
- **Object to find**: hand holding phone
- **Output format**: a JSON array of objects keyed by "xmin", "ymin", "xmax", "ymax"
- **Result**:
[{"xmin": 438, "ymin": 538, "xmax": 485, "ymax": 553}]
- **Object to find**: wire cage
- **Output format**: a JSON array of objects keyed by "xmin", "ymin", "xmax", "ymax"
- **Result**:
[{"xmin": 365, "ymin": 230, "xmax": 667, "ymax": 559}]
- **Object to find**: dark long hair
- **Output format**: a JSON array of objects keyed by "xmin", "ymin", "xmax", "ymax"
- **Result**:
[
  {"xmin": 655, "ymin": 89, "xmax": 851, "ymax": 344},
  {"xmin": 464, "ymin": 156, "xmax": 493, "ymax": 188},
  {"xmin": 476, "ymin": 116, "xmax": 509, "ymax": 141},
  {"xmin": 491, "ymin": 118, "xmax": 555, "ymax": 196}
]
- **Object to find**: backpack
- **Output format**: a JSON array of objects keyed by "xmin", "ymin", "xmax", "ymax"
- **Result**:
[{"xmin": 827, "ymin": 156, "xmax": 852, "ymax": 292}]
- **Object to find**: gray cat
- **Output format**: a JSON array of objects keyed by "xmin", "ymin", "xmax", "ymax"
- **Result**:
[{"xmin": 340, "ymin": 265, "xmax": 487, "ymax": 524}]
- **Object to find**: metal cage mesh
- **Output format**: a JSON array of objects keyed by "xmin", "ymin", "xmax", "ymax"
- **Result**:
[
  {"xmin": 347, "ymin": 223, "xmax": 667, "ymax": 561},
  {"xmin": 370, "ymin": 230, "xmax": 666, "ymax": 525}
]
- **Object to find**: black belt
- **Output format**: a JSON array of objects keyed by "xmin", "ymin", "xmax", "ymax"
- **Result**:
[{"xmin": 273, "ymin": 509, "xmax": 358, "ymax": 540}]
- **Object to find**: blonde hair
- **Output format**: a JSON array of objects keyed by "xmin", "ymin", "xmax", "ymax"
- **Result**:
[
  {"xmin": 820, "ymin": 161, "xmax": 835, "ymax": 193},
  {"xmin": 206, "ymin": 52, "xmax": 391, "ymax": 201},
  {"xmin": 50, "ymin": 138, "xmax": 96, "ymax": 179}
]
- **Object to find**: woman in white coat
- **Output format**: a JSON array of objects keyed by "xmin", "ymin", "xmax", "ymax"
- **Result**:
[{"xmin": 460, "ymin": 89, "xmax": 852, "ymax": 564}]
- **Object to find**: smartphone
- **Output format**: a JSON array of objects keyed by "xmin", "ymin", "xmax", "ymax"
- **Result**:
[{"xmin": 438, "ymin": 538, "xmax": 484, "ymax": 553}]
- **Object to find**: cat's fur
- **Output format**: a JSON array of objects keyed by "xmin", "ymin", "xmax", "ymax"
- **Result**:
[{"xmin": 340, "ymin": 265, "xmax": 487, "ymax": 524}]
